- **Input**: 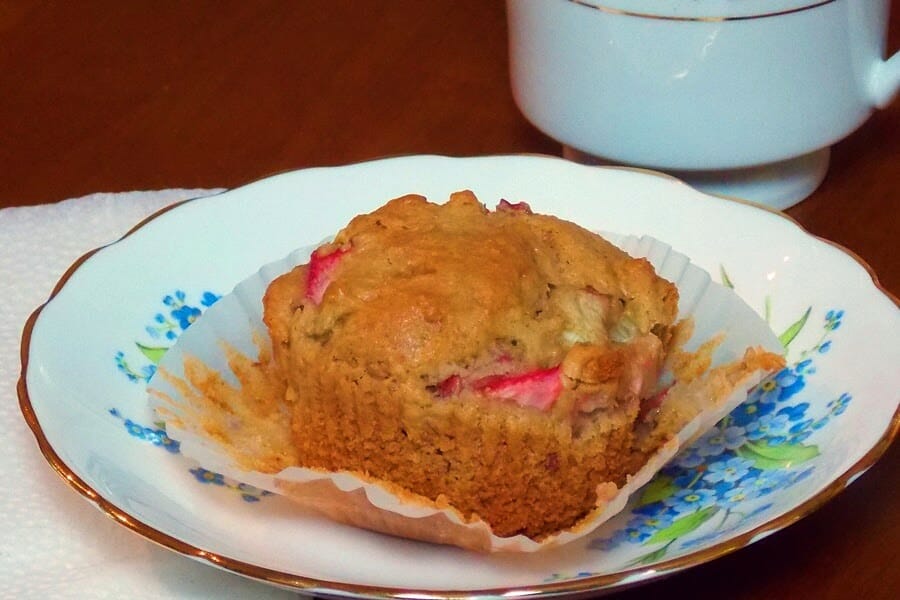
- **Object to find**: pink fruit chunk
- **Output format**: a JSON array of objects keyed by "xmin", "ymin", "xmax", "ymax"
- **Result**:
[
  {"xmin": 473, "ymin": 366, "xmax": 562, "ymax": 410},
  {"xmin": 306, "ymin": 245, "xmax": 350, "ymax": 304},
  {"xmin": 433, "ymin": 374, "xmax": 463, "ymax": 397},
  {"xmin": 496, "ymin": 199, "xmax": 533, "ymax": 214}
]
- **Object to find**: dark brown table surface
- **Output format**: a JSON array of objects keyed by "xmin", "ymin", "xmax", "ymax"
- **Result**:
[{"xmin": 3, "ymin": 2, "xmax": 897, "ymax": 598}]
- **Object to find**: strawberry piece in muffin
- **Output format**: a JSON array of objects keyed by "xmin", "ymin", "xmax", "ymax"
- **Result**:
[
  {"xmin": 473, "ymin": 366, "xmax": 563, "ymax": 411},
  {"xmin": 305, "ymin": 244, "xmax": 350, "ymax": 305}
]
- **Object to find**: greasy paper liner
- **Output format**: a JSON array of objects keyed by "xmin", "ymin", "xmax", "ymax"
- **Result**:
[{"xmin": 148, "ymin": 234, "xmax": 783, "ymax": 553}]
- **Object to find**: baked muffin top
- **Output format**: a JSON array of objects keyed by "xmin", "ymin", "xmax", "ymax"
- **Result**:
[{"xmin": 265, "ymin": 191, "xmax": 678, "ymax": 411}]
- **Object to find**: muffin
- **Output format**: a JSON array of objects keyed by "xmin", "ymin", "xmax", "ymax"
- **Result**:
[
  {"xmin": 261, "ymin": 191, "xmax": 684, "ymax": 540},
  {"xmin": 150, "ymin": 189, "xmax": 785, "ymax": 550}
]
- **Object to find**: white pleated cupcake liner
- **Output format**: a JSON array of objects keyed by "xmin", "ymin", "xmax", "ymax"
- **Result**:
[{"xmin": 148, "ymin": 234, "xmax": 782, "ymax": 552}]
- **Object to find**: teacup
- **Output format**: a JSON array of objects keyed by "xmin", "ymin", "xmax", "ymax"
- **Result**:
[{"xmin": 507, "ymin": 0, "xmax": 900, "ymax": 209}]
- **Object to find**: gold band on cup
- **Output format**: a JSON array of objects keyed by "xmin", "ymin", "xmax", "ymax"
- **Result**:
[{"xmin": 567, "ymin": 0, "xmax": 838, "ymax": 22}]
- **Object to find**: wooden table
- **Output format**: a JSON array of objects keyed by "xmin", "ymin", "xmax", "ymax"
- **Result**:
[{"xmin": 3, "ymin": 2, "xmax": 897, "ymax": 598}]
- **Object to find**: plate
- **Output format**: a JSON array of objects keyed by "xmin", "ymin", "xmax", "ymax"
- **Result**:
[{"xmin": 19, "ymin": 155, "xmax": 899, "ymax": 596}]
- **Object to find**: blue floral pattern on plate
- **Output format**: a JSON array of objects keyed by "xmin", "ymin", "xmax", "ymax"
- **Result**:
[
  {"xmin": 112, "ymin": 281, "xmax": 853, "ymax": 543},
  {"xmin": 548, "ymin": 269, "xmax": 852, "ymax": 580},
  {"xmin": 113, "ymin": 290, "xmax": 271, "ymax": 503}
]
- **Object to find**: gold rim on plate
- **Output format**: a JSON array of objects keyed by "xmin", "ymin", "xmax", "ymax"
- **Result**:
[{"xmin": 17, "ymin": 159, "xmax": 900, "ymax": 597}]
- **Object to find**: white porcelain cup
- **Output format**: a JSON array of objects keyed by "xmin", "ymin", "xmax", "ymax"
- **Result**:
[{"xmin": 507, "ymin": 0, "xmax": 900, "ymax": 209}]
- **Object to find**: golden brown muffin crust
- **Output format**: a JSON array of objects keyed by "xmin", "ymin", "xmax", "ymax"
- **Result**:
[{"xmin": 271, "ymin": 191, "xmax": 677, "ymax": 388}]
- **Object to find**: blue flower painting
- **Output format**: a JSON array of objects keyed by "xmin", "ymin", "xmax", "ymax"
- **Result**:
[
  {"xmin": 572, "ymin": 270, "xmax": 853, "ymax": 571},
  {"xmin": 118, "ymin": 290, "xmax": 221, "ymax": 382},
  {"xmin": 112, "ymin": 289, "xmax": 271, "ymax": 503}
]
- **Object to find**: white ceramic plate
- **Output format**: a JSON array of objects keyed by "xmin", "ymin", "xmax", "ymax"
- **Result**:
[{"xmin": 20, "ymin": 155, "xmax": 899, "ymax": 597}]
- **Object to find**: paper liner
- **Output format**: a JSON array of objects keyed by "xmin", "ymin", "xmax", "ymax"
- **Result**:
[{"xmin": 148, "ymin": 234, "xmax": 783, "ymax": 553}]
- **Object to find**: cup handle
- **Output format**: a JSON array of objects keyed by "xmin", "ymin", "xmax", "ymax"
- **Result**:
[{"xmin": 870, "ymin": 50, "xmax": 900, "ymax": 108}]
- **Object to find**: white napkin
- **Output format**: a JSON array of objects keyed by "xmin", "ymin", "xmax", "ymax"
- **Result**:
[{"xmin": 0, "ymin": 191, "xmax": 293, "ymax": 599}]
